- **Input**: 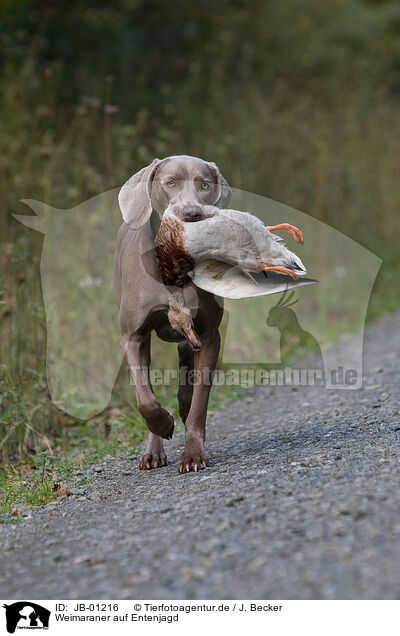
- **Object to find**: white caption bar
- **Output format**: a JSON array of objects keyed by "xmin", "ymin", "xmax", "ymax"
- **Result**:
[{"xmin": 1, "ymin": 600, "xmax": 398, "ymax": 635}]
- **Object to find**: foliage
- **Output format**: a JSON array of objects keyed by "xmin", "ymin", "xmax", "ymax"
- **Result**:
[{"xmin": 1, "ymin": 0, "xmax": 400, "ymax": 465}]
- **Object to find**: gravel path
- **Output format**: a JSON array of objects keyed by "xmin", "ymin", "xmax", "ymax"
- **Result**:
[{"xmin": 1, "ymin": 312, "xmax": 399, "ymax": 600}]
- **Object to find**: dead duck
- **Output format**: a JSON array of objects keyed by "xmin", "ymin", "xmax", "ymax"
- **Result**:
[
  {"xmin": 156, "ymin": 203, "xmax": 307, "ymax": 285},
  {"xmin": 155, "ymin": 204, "xmax": 316, "ymax": 350}
]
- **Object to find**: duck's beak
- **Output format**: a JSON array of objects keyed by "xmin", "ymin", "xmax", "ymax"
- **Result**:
[{"xmin": 183, "ymin": 326, "xmax": 202, "ymax": 351}]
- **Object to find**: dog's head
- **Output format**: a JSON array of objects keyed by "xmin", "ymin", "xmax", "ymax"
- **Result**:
[{"xmin": 118, "ymin": 155, "xmax": 231, "ymax": 229}]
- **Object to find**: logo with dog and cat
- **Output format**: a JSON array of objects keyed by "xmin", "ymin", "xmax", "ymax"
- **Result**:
[{"xmin": 2, "ymin": 602, "xmax": 51, "ymax": 633}]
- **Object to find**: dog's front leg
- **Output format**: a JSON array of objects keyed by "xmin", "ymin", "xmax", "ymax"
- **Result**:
[
  {"xmin": 177, "ymin": 340, "xmax": 194, "ymax": 423},
  {"xmin": 125, "ymin": 335, "xmax": 174, "ymax": 468},
  {"xmin": 140, "ymin": 431, "xmax": 168, "ymax": 470},
  {"xmin": 179, "ymin": 330, "xmax": 220, "ymax": 473}
]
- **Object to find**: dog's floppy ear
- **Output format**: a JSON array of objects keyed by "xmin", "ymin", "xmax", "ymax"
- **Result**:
[
  {"xmin": 118, "ymin": 158, "xmax": 161, "ymax": 228},
  {"xmin": 208, "ymin": 161, "xmax": 232, "ymax": 208}
]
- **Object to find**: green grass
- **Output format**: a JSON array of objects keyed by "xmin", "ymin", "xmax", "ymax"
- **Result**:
[{"xmin": 0, "ymin": 398, "xmax": 144, "ymax": 520}]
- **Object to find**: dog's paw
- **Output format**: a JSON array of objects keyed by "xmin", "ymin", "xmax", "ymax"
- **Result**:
[
  {"xmin": 139, "ymin": 451, "xmax": 168, "ymax": 470},
  {"xmin": 147, "ymin": 410, "xmax": 175, "ymax": 440},
  {"xmin": 178, "ymin": 441, "xmax": 207, "ymax": 473}
]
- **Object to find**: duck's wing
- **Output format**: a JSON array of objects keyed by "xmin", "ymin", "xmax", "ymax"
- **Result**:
[{"xmin": 190, "ymin": 259, "xmax": 318, "ymax": 300}]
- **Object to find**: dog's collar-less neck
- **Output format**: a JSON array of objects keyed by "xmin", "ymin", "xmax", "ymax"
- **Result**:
[{"xmin": 150, "ymin": 208, "xmax": 162, "ymax": 235}]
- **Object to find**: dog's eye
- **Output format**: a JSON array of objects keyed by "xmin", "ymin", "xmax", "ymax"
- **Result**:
[
  {"xmin": 166, "ymin": 179, "xmax": 176, "ymax": 187},
  {"xmin": 200, "ymin": 182, "xmax": 210, "ymax": 190}
]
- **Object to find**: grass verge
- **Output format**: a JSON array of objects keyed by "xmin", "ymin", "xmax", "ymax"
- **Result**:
[{"xmin": 0, "ymin": 370, "xmax": 249, "ymax": 521}]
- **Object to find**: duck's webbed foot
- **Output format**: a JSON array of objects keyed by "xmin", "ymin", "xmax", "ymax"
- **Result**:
[
  {"xmin": 266, "ymin": 223, "xmax": 304, "ymax": 244},
  {"xmin": 261, "ymin": 265, "xmax": 299, "ymax": 280}
]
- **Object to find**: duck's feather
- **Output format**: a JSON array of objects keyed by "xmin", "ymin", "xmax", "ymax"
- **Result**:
[
  {"xmin": 190, "ymin": 259, "xmax": 317, "ymax": 300},
  {"xmin": 177, "ymin": 207, "xmax": 307, "ymax": 274}
]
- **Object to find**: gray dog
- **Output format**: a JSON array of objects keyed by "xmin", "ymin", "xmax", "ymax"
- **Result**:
[{"xmin": 114, "ymin": 155, "xmax": 231, "ymax": 473}]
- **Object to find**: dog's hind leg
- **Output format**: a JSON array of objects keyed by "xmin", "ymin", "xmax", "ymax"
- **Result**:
[
  {"xmin": 125, "ymin": 334, "xmax": 174, "ymax": 452},
  {"xmin": 177, "ymin": 340, "xmax": 194, "ymax": 423}
]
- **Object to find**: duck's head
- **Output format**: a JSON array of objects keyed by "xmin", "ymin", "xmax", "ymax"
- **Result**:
[{"xmin": 168, "ymin": 302, "xmax": 202, "ymax": 352}]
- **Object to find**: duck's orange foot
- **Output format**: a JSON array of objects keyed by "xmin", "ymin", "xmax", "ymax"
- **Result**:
[
  {"xmin": 261, "ymin": 266, "xmax": 299, "ymax": 280},
  {"xmin": 266, "ymin": 223, "xmax": 304, "ymax": 244}
]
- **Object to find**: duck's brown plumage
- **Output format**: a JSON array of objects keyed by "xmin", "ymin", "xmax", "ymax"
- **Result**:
[{"xmin": 155, "ymin": 215, "xmax": 194, "ymax": 287}]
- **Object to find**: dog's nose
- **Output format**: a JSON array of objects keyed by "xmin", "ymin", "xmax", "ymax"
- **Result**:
[{"xmin": 181, "ymin": 205, "xmax": 203, "ymax": 222}]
